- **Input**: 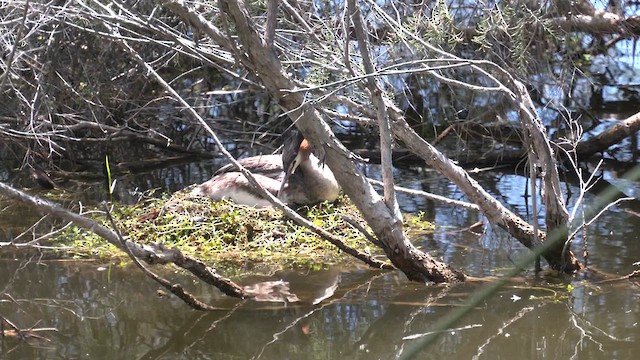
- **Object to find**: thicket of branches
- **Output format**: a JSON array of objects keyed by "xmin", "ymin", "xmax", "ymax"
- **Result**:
[
  {"xmin": 1, "ymin": 0, "xmax": 640, "ymax": 289},
  {"xmin": 2, "ymin": 1, "xmax": 638, "ymax": 169}
]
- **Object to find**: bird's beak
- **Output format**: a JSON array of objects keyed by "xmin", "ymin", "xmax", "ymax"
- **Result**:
[
  {"xmin": 278, "ymin": 158, "xmax": 299, "ymax": 196},
  {"xmin": 277, "ymin": 172, "xmax": 290, "ymax": 197}
]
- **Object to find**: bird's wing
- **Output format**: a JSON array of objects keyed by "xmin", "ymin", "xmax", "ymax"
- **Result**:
[{"xmin": 214, "ymin": 154, "xmax": 284, "ymax": 179}]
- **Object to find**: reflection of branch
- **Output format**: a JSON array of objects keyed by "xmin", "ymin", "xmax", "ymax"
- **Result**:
[
  {"xmin": 403, "ymin": 324, "xmax": 482, "ymax": 340},
  {"xmin": 138, "ymin": 303, "xmax": 245, "ymax": 360},
  {"xmin": 568, "ymin": 305, "xmax": 632, "ymax": 359},
  {"xmin": 353, "ymin": 285, "xmax": 453, "ymax": 359},
  {"xmin": 473, "ymin": 306, "xmax": 535, "ymax": 360}
]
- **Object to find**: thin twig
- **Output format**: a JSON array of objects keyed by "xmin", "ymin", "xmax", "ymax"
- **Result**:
[{"xmin": 367, "ymin": 179, "xmax": 480, "ymax": 211}]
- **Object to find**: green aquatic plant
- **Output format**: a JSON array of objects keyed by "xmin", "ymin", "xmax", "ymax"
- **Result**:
[{"xmin": 49, "ymin": 189, "xmax": 434, "ymax": 271}]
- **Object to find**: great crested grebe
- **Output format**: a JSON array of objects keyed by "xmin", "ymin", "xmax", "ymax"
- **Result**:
[{"xmin": 191, "ymin": 130, "xmax": 339, "ymax": 207}]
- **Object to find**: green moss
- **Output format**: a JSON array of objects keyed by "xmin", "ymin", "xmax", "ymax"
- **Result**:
[
  {"xmin": 49, "ymin": 189, "xmax": 434, "ymax": 270},
  {"xmin": 53, "ymin": 225, "xmax": 120, "ymax": 260}
]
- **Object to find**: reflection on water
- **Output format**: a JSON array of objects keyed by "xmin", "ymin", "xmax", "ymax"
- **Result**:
[{"xmin": 1, "ymin": 259, "xmax": 639, "ymax": 360}]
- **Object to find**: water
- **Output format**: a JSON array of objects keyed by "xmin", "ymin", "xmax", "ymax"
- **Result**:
[
  {"xmin": 1, "ymin": 164, "xmax": 639, "ymax": 359},
  {"xmin": 1, "ymin": 260, "xmax": 638, "ymax": 359}
]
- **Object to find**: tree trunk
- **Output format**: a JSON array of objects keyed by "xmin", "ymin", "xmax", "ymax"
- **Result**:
[
  {"xmin": 515, "ymin": 81, "xmax": 576, "ymax": 271},
  {"xmin": 214, "ymin": 0, "xmax": 465, "ymax": 283},
  {"xmin": 166, "ymin": 0, "xmax": 583, "ymax": 275},
  {"xmin": 387, "ymin": 105, "xmax": 582, "ymax": 272}
]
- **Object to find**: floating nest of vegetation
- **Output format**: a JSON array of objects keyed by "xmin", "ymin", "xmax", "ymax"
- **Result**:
[{"xmin": 51, "ymin": 187, "xmax": 435, "ymax": 271}]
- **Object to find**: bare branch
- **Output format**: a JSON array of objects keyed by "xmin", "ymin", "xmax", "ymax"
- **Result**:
[
  {"xmin": 347, "ymin": 0, "xmax": 400, "ymax": 217},
  {"xmin": 0, "ymin": 181, "xmax": 248, "ymax": 299}
]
